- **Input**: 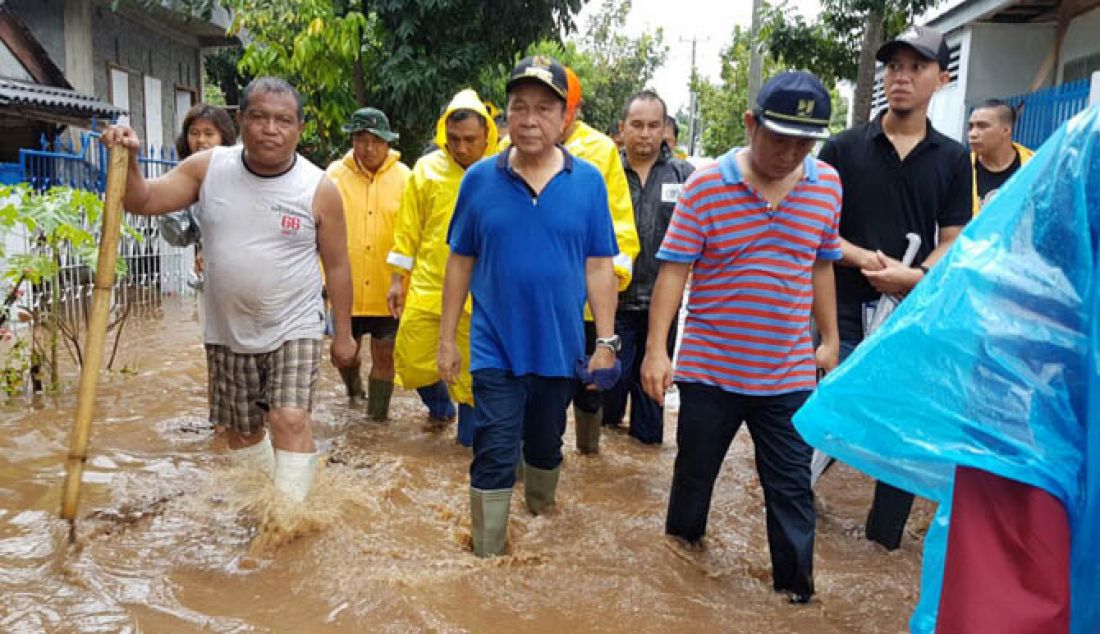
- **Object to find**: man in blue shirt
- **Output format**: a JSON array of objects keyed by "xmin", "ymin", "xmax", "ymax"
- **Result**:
[{"xmin": 439, "ymin": 56, "xmax": 621, "ymax": 557}]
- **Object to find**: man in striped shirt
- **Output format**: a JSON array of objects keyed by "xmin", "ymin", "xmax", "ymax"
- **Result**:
[{"xmin": 641, "ymin": 71, "xmax": 841, "ymax": 604}]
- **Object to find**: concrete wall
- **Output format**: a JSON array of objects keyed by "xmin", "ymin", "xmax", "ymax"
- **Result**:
[
  {"xmin": 63, "ymin": 0, "xmax": 94, "ymax": 94},
  {"xmin": 1059, "ymin": 5, "xmax": 1100, "ymax": 84},
  {"xmin": 6, "ymin": 1, "xmax": 202, "ymax": 150},
  {"xmin": 7, "ymin": 0, "xmax": 66, "ymax": 71},
  {"xmin": 928, "ymin": 29, "xmax": 972, "ymax": 142},
  {"xmin": 966, "ymin": 22, "xmax": 1056, "ymax": 102},
  {"xmin": 0, "ymin": 42, "xmax": 34, "ymax": 82},
  {"xmin": 90, "ymin": 8, "xmax": 202, "ymax": 151}
]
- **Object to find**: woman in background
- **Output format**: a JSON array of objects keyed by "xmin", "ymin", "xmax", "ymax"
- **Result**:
[{"xmin": 158, "ymin": 103, "xmax": 237, "ymax": 284}]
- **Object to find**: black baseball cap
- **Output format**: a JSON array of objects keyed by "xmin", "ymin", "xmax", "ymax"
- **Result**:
[
  {"xmin": 755, "ymin": 71, "xmax": 832, "ymax": 140},
  {"xmin": 876, "ymin": 25, "xmax": 951, "ymax": 69},
  {"xmin": 506, "ymin": 56, "xmax": 568, "ymax": 102}
]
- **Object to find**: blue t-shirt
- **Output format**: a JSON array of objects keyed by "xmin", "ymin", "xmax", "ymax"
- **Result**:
[{"xmin": 448, "ymin": 147, "xmax": 619, "ymax": 377}]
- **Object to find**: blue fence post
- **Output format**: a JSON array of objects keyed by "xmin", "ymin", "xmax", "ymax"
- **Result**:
[{"xmin": 1001, "ymin": 78, "xmax": 1091, "ymax": 150}]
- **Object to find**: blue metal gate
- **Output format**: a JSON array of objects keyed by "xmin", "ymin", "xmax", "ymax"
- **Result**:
[{"xmin": 1001, "ymin": 78, "xmax": 1092, "ymax": 150}]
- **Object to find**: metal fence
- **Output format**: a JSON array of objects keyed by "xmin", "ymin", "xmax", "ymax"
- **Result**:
[
  {"xmin": 14, "ymin": 130, "xmax": 193, "ymax": 326},
  {"xmin": 1002, "ymin": 78, "xmax": 1092, "ymax": 150}
]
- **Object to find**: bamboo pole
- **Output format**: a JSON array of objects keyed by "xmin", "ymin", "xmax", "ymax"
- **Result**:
[{"xmin": 60, "ymin": 145, "xmax": 129, "ymax": 532}]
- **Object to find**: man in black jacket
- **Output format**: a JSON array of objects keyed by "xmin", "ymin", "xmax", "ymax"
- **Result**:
[{"xmin": 603, "ymin": 90, "xmax": 694, "ymax": 444}]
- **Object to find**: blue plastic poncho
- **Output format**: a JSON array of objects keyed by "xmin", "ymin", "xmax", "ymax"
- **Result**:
[{"xmin": 794, "ymin": 105, "xmax": 1100, "ymax": 633}]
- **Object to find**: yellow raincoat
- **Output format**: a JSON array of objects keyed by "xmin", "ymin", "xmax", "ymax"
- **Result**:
[
  {"xmin": 388, "ymin": 89, "xmax": 499, "ymax": 405},
  {"xmin": 563, "ymin": 120, "xmax": 639, "ymax": 291},
  {"xmin": 326, "ymin": 149, "xmax": 410, "ymax": 316},
  {"xmin": 971, "ymin": 142, "xmax": 1034, "ymax": 215}
]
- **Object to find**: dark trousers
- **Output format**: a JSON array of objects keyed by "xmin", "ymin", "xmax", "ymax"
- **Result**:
[
  {"xmin": 666, "ymin": 382, "xmax": 815, "ymax": 596},
  {"xmin": 602, "ymin": 309, "xmax": 676, "ymax": 444},
  {"xmin": 838, "ymin": 338, "xmax": 915, "ymax": 550},
  {"xmin": 470, "ymin": 369, "xmax": 574, "ymax": 490},
  {"xmin": 417, "ymin": 381, "xmax": 456, "ymax": 419},
  {"xmin": 571, "ymin": 322, "xmax": 600, "ymax": 413}
]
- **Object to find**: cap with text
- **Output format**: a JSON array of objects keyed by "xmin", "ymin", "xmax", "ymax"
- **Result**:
[
  {"xmin": 755, "ymin": 71, "xmax": 832, "ymax": 140},
  {"xmin": 876, "ymin": 25, "xmax": 951, "ymax": 70},
  {"xmin": 506, "ymin": 56, "xmax": 568, "ymax": 102}
]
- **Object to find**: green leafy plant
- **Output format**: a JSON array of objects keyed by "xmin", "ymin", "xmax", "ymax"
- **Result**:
[{"xmin": 0, "ymin": 185, "xmax": 139, "ymax": 393}]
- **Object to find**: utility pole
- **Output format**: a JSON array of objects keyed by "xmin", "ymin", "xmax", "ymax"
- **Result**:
[
  {"xmin": 679, "ymin": 35, "xmax": 705, "ymax": 157},
  {"xmin": 747, "ymin": 0, "xmax": 764, "ymax": 113},
  {"xmin": 687, "ymin": 36, "xmax": 698, "ymax": 157}
]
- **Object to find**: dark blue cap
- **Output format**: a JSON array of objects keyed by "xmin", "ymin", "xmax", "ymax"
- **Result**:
[{"xmin": 755, "ymin": 71, "xmax": 832, "ymax": 140}]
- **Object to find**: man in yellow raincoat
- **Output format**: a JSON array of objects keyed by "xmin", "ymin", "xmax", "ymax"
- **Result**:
[
  {"xmin": 326, "ymin": 107, "xmax": 409, "ymax": 422},
  {"xmin": 386, "ymin": 89, "xmax": 498, "ymax": 446},
  {"xmin": 561, "ymin": 67, "xmax": 639, "ymax": 455}
]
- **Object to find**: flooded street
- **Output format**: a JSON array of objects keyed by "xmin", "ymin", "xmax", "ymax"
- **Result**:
[{"xmin": 1, "ymin": 297, "xmax": 932, "ymax": 633}]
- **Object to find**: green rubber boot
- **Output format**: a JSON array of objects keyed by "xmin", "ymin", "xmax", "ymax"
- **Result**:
[
  {"xmin": 366, "ymin": 378, "xmax": 394, "ymax": 422},
  {"xmin": 523, "ymin": 463, "xmax": 560, "ymax": 515},
  {"xmin": 470, "ymin": 487, "xmax": 512, "ymax": 557},
  {"xmin": 574, "ymin": 406, "xmax": 602, "ymax": 455},
  {"xmin": 339, "ymin": 365, "xmax": 364, "ymax": 405}
]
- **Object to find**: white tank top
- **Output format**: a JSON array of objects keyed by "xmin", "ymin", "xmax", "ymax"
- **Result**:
[{"xmin": 196, "ymin": 145, "xmax": 326, "ymax": 353}]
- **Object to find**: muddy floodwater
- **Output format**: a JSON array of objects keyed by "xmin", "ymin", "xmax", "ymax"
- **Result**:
[{"xmin": 1, "ymin": 297, "xmax": 934, "ymax": 633}]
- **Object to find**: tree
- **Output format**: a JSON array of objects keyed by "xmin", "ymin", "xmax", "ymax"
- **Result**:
[
  {"xmin": 692, "ymin": 26, "xmax": 782, "ymax": 157},
  {"xmin": 126, "ymin": 0, "xmax": 582, "ymax": 163},
  {"xmin": 479, "ymin": 0, "xmax": 667, "ymax": 137},
  {"xmin": 364, "ymin": 0, "xmax": 582, "ymax": 161},
  {"xmin": 762, "ymin": 0, "xmax": 942, "ymax": 125}
]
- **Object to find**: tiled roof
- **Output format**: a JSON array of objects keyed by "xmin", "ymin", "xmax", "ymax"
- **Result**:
[{"xmin": 0, "ymin": 78, "xmax": 124, "ymax": 120}]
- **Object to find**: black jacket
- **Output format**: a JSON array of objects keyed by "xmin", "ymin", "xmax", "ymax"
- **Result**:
[{"xmin": 618, "ymin": 147, "xmax": 695, "ymax": 311}]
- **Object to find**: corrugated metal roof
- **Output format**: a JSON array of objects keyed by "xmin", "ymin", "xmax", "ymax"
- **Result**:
[{"xmin": 0, "ymin": 78, "xmax": 124, "ymax": 120}]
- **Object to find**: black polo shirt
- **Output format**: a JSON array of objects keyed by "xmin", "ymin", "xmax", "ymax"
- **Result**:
[{"xmin": 819, "ymin": 114, "xmax": 972, "ymax": 341}]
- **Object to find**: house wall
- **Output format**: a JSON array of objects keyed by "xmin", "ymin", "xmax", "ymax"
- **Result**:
[
  {"xmin": 91, "ymin": 8, "xmax": 202, "ymax": 151},
  {"xmin": 6, "ymin": 1, "xmax": 202, "ymax": 150},
  {"xmin": 967, "ymin": 22, "xmax": 1056, "ymax": 101},
  {"xmin": 928, "ymin": 29, "xmax": 972, "ymax": 142},
  {"xmin": 929, "ymin": 21, "xmax": 1058, "ymax": 143},
  {"xmin": 1058, "ymin": 5, "xmax": 1100, "ymax": 83},
  {"xmin": 6, "ymin": 0, "xmax": 66, "ymax": 71}
]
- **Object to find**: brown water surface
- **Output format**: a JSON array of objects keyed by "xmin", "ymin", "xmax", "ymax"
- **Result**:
[{"xmin": 0, "ymin": 297, "xmax": 932, "ymax": 633}]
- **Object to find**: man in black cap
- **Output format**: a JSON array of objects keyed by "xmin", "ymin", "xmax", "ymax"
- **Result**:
[
  {"xmin": 438, "ymin": 56, "xmax": 620, "ymax": 557},
  {"xmin": 816, "ymin": 24, "xmax": 973, "ymax": 550},
  {"xmin": 641, "ymin": 70, "xmax": 842, "ymax": 603}
]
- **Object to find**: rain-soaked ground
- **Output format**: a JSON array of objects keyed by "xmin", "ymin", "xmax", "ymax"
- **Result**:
[{"xmin": 1, "ymin": 296, "xmax": 934, "ymax": 633}]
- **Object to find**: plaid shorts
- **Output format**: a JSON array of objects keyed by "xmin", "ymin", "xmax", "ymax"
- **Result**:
[{"xmin": 205, "ymin": 338, "xmax": 322, "ymax": 435}]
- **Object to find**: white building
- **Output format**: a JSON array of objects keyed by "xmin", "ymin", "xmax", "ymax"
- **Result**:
[{"xmin": 910, "ymin": 0, "xmax": 1100, "ymax": 145}]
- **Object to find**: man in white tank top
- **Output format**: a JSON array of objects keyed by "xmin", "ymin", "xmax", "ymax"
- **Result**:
[{"xmin": 102, "ymin": 77, "xmax": 356, "ymax": 503}]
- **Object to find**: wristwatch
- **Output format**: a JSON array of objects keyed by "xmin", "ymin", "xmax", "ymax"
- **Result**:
[{"xmin": 595, "ymin": 335, "xmax": 622, "ymax": 353}]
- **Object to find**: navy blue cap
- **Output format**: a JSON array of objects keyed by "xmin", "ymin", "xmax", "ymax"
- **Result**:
[{"xmin": 755, "ymin": 71, "xmax": 832, "ymax": 140}]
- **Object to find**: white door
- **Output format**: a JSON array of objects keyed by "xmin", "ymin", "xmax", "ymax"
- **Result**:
[
  {"xmin": 110, "ymin": 68, "xmax": 130, "ymax": 126},
  {"xmin": 174, "ymin": 89, "xmax": 194, "ymax": 144},
  {"xmin": 143, "ymin": 76, "xmax": 163, "ymax": 153}
]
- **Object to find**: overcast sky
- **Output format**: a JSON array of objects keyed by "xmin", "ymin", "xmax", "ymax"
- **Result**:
[{"xmin": 574, "ymin": 0, "xmax": 823, "ymax": 116}]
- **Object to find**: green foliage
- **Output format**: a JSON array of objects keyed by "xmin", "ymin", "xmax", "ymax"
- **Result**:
[
  {"xmin": 762, "ymin": 0, "xmax": 938, "ymax": 85},
  {"xmin": 0, "ymin": 186, "xmax": 134, "ymax": 284},
  {"xmin": 693, "ymin": 26, "xmax": 781, "ymax": 157},
  {"xmin": 0, "ymin": 338, "xmax": 31, "ymax": 397},
  {"xmin": 203, "ymin": 47, "xmax": 246, "ymax": 107},
  {"xmin": 480, "ymin": 0, "xmax": 667, "ymax": 137},
  {"xmin": 221, "ymin": 0, "xmax": 581, "ymax": 164},
  {"xmin": 366, "ymin": 0, "xmax": 582, "ymax": 160},
  {"xmin": 224, "ymin": 0, "xmax": 372, "ymax": 164},
  {"xmin": 761, "ymin": 0, "xmax": 942, "ymax": 124},
  {"xmin": 0, "ymin": 185, "xmax": 139, "ymax": 392},
  {"xmin": 571, "ymin": 0, "xmax": 668, "ymax": 133}
]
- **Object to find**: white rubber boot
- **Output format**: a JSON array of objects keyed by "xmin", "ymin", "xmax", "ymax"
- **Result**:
[
  {"xmin": 229, "ymin": 431, "xmax": 275, "ymax": 479},
  {"xmin": 273, "ymin": 449, "xmax": 318, "ymax": 502}
]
